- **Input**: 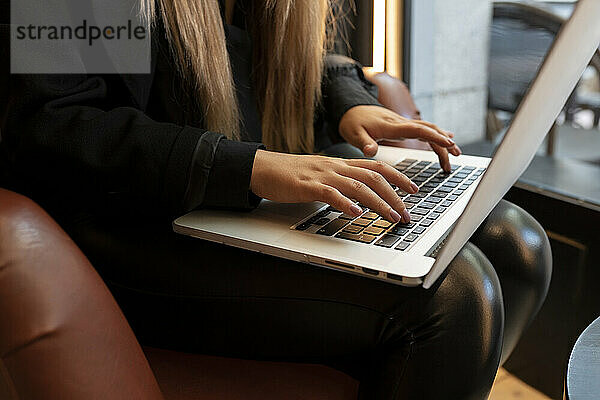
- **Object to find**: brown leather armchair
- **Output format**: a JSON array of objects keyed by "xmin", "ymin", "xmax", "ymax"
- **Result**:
[{"xmin": 0, "ymin": 188, "xmax": 359, "ymax": 399}]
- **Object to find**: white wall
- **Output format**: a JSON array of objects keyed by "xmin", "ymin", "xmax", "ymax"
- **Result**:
[{"xmin": 410, "ymin": 0, "xmax": 493, "ymax": 145}]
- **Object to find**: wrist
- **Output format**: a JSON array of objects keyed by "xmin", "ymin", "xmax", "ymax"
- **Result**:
[{"xmin": 250, "ymin": 149, "xmax": 268, "ymax": 195}]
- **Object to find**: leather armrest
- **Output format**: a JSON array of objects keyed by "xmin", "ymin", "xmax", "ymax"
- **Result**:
[
  {"xmin": 0, "ymin": 189, "xmax": 163, "ymax": 400},
  {"xmin": 362, "ymin": 70, "xmax": 421, "ymax": 120}
]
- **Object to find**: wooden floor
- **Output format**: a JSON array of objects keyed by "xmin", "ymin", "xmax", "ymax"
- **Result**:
[{"xmin": 489, "ymin": 368, "xmax": 552, "ymax": 400}]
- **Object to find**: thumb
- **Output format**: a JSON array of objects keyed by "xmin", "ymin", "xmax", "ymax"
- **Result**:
[{"xmin": 347, "ymin": 127, "xmax": 379, "ymax": 157}]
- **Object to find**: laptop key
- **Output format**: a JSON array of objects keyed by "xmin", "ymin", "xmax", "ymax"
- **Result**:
[
  {"xmin": 420, "ymin": 219, "xmax": 434, "ymax": 227},
  {"xmin": 305, "ymin": 215, "xmax": 320, "ymax": 224},
  {"xmin": 388, "ymin": 226, "xmax": 410, "ymax": 236},
  {"xmin": 398, "ymin": 221, "xmax": 417, "ymax": 229},
  {"xmin": 364, "ymin": 226, "xmax": 385, "ymax": 236},
  {"xmin": 315, "ymin": 218, "xmax": 331, "ymax": 226},
  {"xmin": 420, "ymin": 202, "xmax": 436, "ymax": 209},
  {"xmin": 405, "ymin": 196, "xmax": 422, "ymax": 203},
  {"xmin": 441, "ymin": 200, "xmax": 453, "ymax": 207},
  {"xmin": 425, "ymin": 196, "xmax": 442, "ymax": 204},
  {"xmin": 435, "ymin": 206, "xmax": 447, "ymax": 213},
  {"xmin": 362, "ymin": 212, "xmax": 379, "ymax": 220},
  {"xmin": 455, "ymin": 189, "xmax": 465, "ymax": 195},
  {"xmin": 429, "ymin": 212, "xmax": 441, "ymax": 220},
  {"xmin": 353, "ymin": 218, "xmax": 372, "ymax": 227},
  {"xmin": 438, "ymin": 186, "xmax": 454, "ymax": 193},
  {"xmin": 412, "ymin": 226, "xmax": 426, "ymax": 235},
  {"xmin": 335, "ymin": 232, "xmax": 377, "ymax": 244},
  {"xmin": 376, "ymin": 234, "xmax": 401, "ymax": 248},
  {"xmin": 342, "ymin": 224, "xmax": 364, "ymax": 234},
  {"xmin": 408, "ymin": 215, "xmax": 423, "ymax": 223},
  {"xmin": 428, "ymin": 178, "xmax": 445, "ymax": 185},
  {"xmin": 422, "ymin": 182, "xmax": 439, "ymax": 188},
  {"xmin": 338, "ymin": 213, "xmax": 356, "ymax": 220},
  {"xmin": 405, "ymin": 203, "xmax": 415, "ymax": 210},
  {"xmin": 395, "ymin": 241, "xmax": 411, "ymax": 251},
  {"xmin": 296, "ymin": 222, "xmax": 312, "ymax": 231},
  {"xmin": 447, "ymin": 195, "xmax": 458, "ymax": 201},
  {"xmin": 317, "ymin": 218, "xmax": 349, "ymax": 236},
  {"xmin": 411, "ymin": 208, "xmax": 430, "ymax": 216},
  {"xmin": 460, "ymin": 184, "xmax": 470, "ymax": 190},
  {"xmin": 421, "ymin": 185, "xmax": 439, "ymax": 192},
  {"xmin": 404, "ymin": 234, "xmax": 418, "ymax": 242},
  {"xmin": 373, "ymin": 219, "xmax": 393, "ymax": 229},
  {"xmin": 431, "ymin": 191, "xmax": 448, "ymax": 198}
]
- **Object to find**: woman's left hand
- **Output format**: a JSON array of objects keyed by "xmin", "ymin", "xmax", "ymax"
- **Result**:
[{"xmin": 338, "ymin": 105, "xmax": 462, "ymax": 172}]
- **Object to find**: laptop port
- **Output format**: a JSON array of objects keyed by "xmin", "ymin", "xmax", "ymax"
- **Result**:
[
  {"xmin": 362, "ymin": 267, "xmax": 380, "ymax": 276},
  {"xmin": 324, "ymin": 260, "xmax": 355, "ymax": 270},
  {"xmin": 386, "ymin": 273, "xmax": 404, "ymax": 282}
]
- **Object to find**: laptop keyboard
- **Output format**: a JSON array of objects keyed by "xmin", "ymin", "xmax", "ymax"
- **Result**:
[{"xmin": 293, "ymin": 159, "xmax": 486, "ymax": 252}]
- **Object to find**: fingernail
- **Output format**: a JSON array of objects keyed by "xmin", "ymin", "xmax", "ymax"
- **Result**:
[
  {"xmin": 410, "ymin": 182, "xmax": 419, "ymax": 193},
  {"xmin": 390, "ymin": 209, "xmax": 402, "ymax": 223},
  {"xmin": 364, "ymin": 144, "xmax": 377, "ymax": 155},
  {"xmin": 350, "ymin": 204, "xmax": 363, "ymax": 216},
  {"xmin": 447, "ymin": 138, "xmax": 455, "ymax": 145},
  {"xmin": 402, "ymin": 209, "xmax": 411, "ymax": 223}
]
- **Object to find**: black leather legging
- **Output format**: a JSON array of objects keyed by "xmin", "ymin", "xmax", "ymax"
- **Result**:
[{"xmin": 62, "ymin": 199, "xmax": 551, "ymax": 400}]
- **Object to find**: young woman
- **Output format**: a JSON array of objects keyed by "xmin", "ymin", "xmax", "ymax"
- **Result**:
[{"xmin": 1, "ymin": 0, "xmax": 551, "ymax": 398}]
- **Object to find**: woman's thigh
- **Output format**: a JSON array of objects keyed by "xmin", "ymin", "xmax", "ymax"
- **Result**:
[{"xmin": 63, "ymin": 213, "xmax": 503, "ymax": 399}]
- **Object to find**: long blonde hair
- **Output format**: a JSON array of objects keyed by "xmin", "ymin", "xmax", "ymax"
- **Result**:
[{"xmin": 142, "ymin": 0, "xmax": 331, "ymax": 153}]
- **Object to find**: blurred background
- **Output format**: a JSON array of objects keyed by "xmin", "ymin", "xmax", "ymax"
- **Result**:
[{"xmin": 335, "ymin": 1, "xmax": 600, "ymax": 399}]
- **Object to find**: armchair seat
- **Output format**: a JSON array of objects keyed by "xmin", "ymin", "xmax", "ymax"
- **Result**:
[{"xmin": 145, "ymin": 347, "xmax": 358, "ymax": 400}]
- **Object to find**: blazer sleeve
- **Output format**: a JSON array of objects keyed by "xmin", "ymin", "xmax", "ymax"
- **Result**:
[
  {"xmin": 321, "ymin": 54, "xmax": 383, "ymax": 137},
  {"xmin": 5, "ymin": 74, "xmax": 262, "ymax": 217}
]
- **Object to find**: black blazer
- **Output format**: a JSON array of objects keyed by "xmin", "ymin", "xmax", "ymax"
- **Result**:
[{"xmin": 1, "ymin": 11, "xmax": 380, "ymax": 219}]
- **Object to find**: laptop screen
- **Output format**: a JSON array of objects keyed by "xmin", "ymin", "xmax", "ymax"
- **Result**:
[{"xmin": 424, "ymin": 0, "xmax": 600, "ymax": 288}]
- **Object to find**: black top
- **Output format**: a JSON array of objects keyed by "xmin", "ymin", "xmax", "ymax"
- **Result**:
[{"xmin": 1, "ymin": 1, "xmax": 380, "ymax": 218}]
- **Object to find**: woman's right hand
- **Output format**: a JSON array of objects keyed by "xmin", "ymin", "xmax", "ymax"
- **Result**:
[{"xmin": 250, "ymin": 150, "xmax": 419, "ymax": 223}]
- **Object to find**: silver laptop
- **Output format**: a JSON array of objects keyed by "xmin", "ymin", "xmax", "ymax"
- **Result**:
[{"xmin": 174, "ymin": 0, "xmax": 600, "ymax": 289}]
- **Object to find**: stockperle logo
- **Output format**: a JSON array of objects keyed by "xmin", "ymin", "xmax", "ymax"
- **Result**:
[{"xmin": 11, "ymin": 0, "xmax": 151, "ymax": 74}]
